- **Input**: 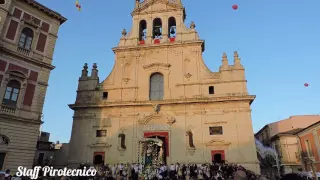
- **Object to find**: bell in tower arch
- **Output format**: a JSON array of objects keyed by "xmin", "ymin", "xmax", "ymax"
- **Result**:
[
  {"xmin": 168, "ymin": 17, "xmax": 176, "ymax": 38},
  {"xmin": 153, "ymin": 18, "xmax": 162, "ymax": 39},
  {"xmin": 170, "ymin": 27, "xmax": 175, "ymax": 35}
]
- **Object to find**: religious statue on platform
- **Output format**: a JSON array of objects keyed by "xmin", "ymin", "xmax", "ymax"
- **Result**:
[
  {"xmin": 145, "ymin": 144, "xmax": 153, "ymax": 165},
  {"xmin": 156, "ymin": 140, "xmax": 164, "ymax": 164}
]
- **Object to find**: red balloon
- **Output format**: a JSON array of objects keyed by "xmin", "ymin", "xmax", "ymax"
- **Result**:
[
  {"xmin": 232, "ymin": 4, "xmax": 238, "ymax": 10},
  {"xmin": 304, "ymin": 83, "xmax": 309, "ymax": 87}
]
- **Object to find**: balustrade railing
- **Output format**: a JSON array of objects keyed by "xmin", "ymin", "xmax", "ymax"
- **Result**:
[
  {"xmin": 0, "ymin": 105, "xmax": 16, "ymax": 114},
  {"xmin": 17, "ymin": 46, "xmax": 31, "ymax": 56}
]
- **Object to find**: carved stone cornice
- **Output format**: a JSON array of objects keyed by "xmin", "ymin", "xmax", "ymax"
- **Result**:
[
  {"xmin": 89, "ymin": 143, "xmax": 112, "ymax": 148},
  {"xmin": 69, "ymin": 95, "xmax": 256, "ymax": 110},
  {"xmin": 100, "ymin": 86, "xmax": 138, "ymax": 91},
  {"xmin": 176, "ymin": 80, "xmax": 247, "ymax": 87},
  {"xmin": 204, "ymin": 121, "xmax": 227, "ymax": 125},
  {"xmin": 0, "ymin": 45, "xmax": 55, "ymax": 70},
  {"xmin": 208, "ymin": 72, "xmax": 220, "ymax": 79},
  {"xmin": 143, "ymin": 63, "xmax": 171, "ymax": 69},
  {"xmin": 112, "ymin": 40, "xmax": 204, "ymax": 52}
]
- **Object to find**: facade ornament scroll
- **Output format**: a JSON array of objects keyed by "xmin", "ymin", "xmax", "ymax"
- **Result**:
[
  {"xmin": 122, "ymin": 77, "xmax": 130, "ymax": 83},
  {"xmin": 205, "ymin": 139, "xmax": 231, "ymax": 147},
  {"xmin": 184, "ymin": 73, "xmax": 192, "ymax": 80},
  {"xmin": 143, "ymin": 63, "xmax": 171, "ymax": 70},
  {"xmin": 138, "ymin": 112, "xmax": 176, "ymax": 125}
]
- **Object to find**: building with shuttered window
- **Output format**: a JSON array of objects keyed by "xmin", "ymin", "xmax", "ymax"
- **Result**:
[
  {"xmin": 68, "ymin": 0, "xmax": 259, "ymax": 173},
  {"xmin": 0, "ymin": 0, "xmax": 66, "ymax": 172}
]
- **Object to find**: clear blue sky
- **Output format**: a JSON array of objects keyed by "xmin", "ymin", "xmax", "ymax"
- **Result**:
[{"xmin": 37, "ymin": 0, "xmax": 320, "ymax": 143}]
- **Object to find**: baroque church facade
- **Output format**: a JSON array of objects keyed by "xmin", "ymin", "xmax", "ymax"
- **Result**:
[{"xmin": 68, "ymin": 0, "xmax": 260, "ymax": 173}]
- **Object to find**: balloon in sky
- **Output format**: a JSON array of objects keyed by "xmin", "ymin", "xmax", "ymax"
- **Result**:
[
  {"xmin": 76, "ymin": 1, "xmax": 81, "ymax": 11},
  {"xmin": 304, "ymin": 83, "xmax": 309, "ymax": 87},
  {"xmin": 232, "ymin": 4, "xmax": 238, "ymax": 10}
]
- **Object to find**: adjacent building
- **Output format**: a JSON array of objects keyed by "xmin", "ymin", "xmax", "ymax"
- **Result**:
[
  {"xmin": 295, "ymin": 121, "xmax": 320, "ymax": 173},
  {"xmin": 68, "ymin": 0, "xmax": 260, "ymax": 173},
  {"xmin": 270, "ymin": 128, "xmax": 303, "ymax": 174},
  {"xmin": 33, "ymin": 131, "xmax": 69, "ymax": 168},
  {"xmin": 255, "ymin": 115, "xmax": 320, "ymax": 147},
  {"xmin": 0, "ymin": 0, "xmax": 66, "ymax": 172},
  {"xmin": 255, "ymin": 115, "xmax": 320, "ymax": 175},
  {"xmin": 33, "ymin": 131, "xmax": 55, "ymax": 167}
]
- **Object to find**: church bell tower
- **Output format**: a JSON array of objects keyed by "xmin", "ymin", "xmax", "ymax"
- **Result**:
[{"xmin": 117, "ymin": 0, "xmax": 203, "ymax": 50}]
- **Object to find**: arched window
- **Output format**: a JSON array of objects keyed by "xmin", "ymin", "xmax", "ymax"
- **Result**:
[
  {"xmin": 168, "ymin": 17, "xmax": 176, "ymax": 38},
  {"xmin": 153, "ymin": 18, "xmax": 162, "ymax": 39},
  {"xmin": 2, "ymin": 80, "xmax": 20, "ymax": 107},
  {"xmin": 139, "ymin": 20, "xmax": 147, "ymax": 41},
  {"xmin": 18, "ymin": 27, "xmax": 33, "ymax": 50},
  {"xmin": 0, "ymin": 135, "xmax": 9, "ymax": 145},
  {"xmin": 0, "ymin": 0, "xmax": 5, "ymax": 4},
  {"xmin": 149, "ymin": 73, "xmax": 164, "ymax": 100}
]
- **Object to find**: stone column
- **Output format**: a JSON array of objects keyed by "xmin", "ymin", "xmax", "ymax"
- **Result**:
[
  {"xmin": 16, "ymin": 79, "xmax": 28, "ymax": 109},
  {"xmin": 0, "ymin": 74, "xmax": 9, "ymax": 103},
  {"xmin": 146, "ymin": 17, "xmax": 153, "ymax": 44},
  {"xmin": 161, "ymin": 16, "xmax": 168, "ymax": 43}
]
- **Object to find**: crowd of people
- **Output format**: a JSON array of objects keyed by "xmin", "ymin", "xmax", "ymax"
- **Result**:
[
  {"xmin": 91, "ymin": 162, "xmax": 265, "ymax": 180},
  {"xmin": 0, "ymin": 163, "xmax": 314, "ymax": 180}
]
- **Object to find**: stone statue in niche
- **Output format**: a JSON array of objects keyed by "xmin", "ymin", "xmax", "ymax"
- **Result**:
[
  {"xmin": 118, "ymin": 133, "xmax": 126, "ymax": 149},
  {"xmin": 187, "ymin": 131, "xmax": 195, "ymax": 148},
  {"xmin": 153, "ymin": 104, "xmax": 160, "ymax": 113}
]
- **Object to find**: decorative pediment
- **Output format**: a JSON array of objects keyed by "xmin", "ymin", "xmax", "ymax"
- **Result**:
[
  {"xmin": 205, "ymin": 139, "xmax": 231, "ymax": 146},
  {"xmin": 143, "ymin": 63, "xmax": 171, "ymax": 70},
  {"xmin": 138, "ymin": 112, "xmax": 176, "ymax": 125},
  {"xmin": 133, "ymin": 0, "xmax": 183, "ymax": 15},
  {"xmin": 6, "ymin": 70, "xmax": 28, "ymax": 79},
  {"xmin": 89, "ymin": 143, "xmax": 112, "ymax": 148}
]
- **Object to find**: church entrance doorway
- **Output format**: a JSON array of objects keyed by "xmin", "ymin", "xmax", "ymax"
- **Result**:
[
  {"xmin": 144, "ymin": 132, "xmax": 169, "ymax": 164},
  {"xmin": 211, "ymin": 150, "xmax": 225, "ymax": 164},
  {"xmin": 93, "ymin": 152, "xmax": 105, "ymax": 165}
]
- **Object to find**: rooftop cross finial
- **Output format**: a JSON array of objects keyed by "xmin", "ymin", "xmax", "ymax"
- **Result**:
[
  {"xmin": 222, "ymin": 52, "xmax": 227, "ymax": 61},
  {"xmin": 83, "ymin": 63, "xmax": 88, "ymax": 70},
  {"xmin": 91, "ymin": 63, "xmax": 98, "ymax": 77},
  {"xmin": 122, "ymin": 29, "xmax": 127, "ymax": 37},
  {"xmin": 234, "ymin": 51, "xmax": 239, "ymax": 60},
  {"xmin": 233, "ymin": 51, "xmax": 242, "ymax": 68},
  {"xmin": 81, "ymin": 63, "xmax": 88, "ymax": 78},
  {"xmin": 93, "ymin": 63, "xmax": 97, "ymax": 69},
  {"xmin": 190, "ymin": 21, "xmax": 196, "ymax": 29}
]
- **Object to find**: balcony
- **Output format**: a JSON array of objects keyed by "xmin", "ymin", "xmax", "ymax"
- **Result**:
[
  {"xmin": 0, "ymin": 105, "xmax": 16, "ymax": 114},
  {"xmin": 0, "ymin": 104, "xmax": 40, "ymax": 121},
  {"xmin": 17, "ymin": 46, "xmax": 31, "ymax": 56}
]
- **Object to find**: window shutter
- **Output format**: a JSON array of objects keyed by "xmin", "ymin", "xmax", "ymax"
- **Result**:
[
  {"xmin": 23, "ymin": 83, "xmax": 36, "ymax": 106},
  {"xmin": 13, "ymin": 8, "xmax": 22, "ymax": 19},
  {"xmin": 41, "ymin": 22, "xmax": 50, "ymax": 32},
  {"xmin": 0, "ymin": 60, "xmax": 6, "ymax": 71},
  {"xmin": 36, "ymin": 33, "xmax": 47, "ymax": 52},
  {"xmin": 5, "ymin": 20, "xmax": 19, "ymax": 40},
  {"xmin": 23, "ymin": 13, "xmax": 31, "ymax": 20}
]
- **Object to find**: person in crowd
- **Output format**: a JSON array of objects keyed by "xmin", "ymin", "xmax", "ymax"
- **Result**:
[{"xmin": 280, "ymin": 173, "xmax": 305, "ymax": 180}]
